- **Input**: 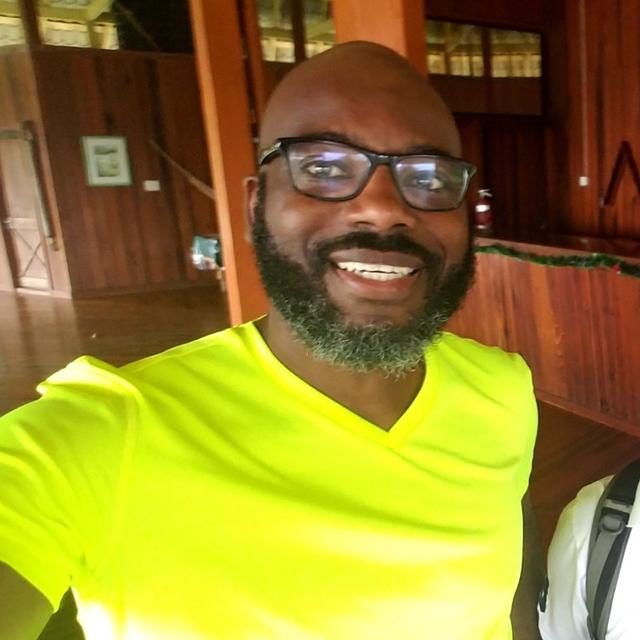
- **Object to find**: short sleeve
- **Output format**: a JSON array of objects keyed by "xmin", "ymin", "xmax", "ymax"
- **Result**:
[
  {"xmin": 539, "ymin": 480, "xmax": 609, "ymax": 640},
  {"xmin": 511, "ymin": 354, "xmax": 538, "ymax": 499},
  {"xmin": 0, "ymin": 358, "xmax": 136, "ymax": 609}
]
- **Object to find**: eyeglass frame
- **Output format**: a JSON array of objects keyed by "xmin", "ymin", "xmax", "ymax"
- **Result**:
[{"xmin": 257, "ymin": 136, "xmax": 477, "ymax": 212}]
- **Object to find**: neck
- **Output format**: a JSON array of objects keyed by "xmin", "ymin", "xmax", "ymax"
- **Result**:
[{"xmin": 255, "ymin": 311, "xmax": 426, "ymax": 431}]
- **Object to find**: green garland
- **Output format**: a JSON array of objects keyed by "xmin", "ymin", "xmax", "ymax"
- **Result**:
[{"xmin": 474, "ymin": 243, "xmax": 640, "ymax": 278}]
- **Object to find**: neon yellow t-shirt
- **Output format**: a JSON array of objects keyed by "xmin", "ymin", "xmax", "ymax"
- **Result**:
[{"xmin": 0, "ymin": 324, "xmax": 537, "ymax": 639}]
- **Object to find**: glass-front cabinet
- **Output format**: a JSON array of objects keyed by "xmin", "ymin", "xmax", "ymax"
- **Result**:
[
  {"xmin": 426, "ymin": 18, "xmax": 543, "ymax": 115},
  {"xmin": 258, "ymin": 0, "xmax": 334, "ymax": 63},
  {"xmin": 32, "ymin": 0, "xmax": 193, "ymax": 52},
  {"xmin": 0, "ymin": 0, "xmax": 25, "ymax": 47}
]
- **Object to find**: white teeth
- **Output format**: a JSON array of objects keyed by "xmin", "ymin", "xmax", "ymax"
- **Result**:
[
  {"xmin": 335, "ymin": 261, "xmax": 416, "ymax": 280},
  {"xmin": 356, "ymin": 271, "xmax": 404, "ymax": 281}
]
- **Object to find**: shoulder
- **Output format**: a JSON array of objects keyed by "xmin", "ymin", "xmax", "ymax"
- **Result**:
[
  {"xmin": 432, "ymin": 333, "xmax": 538, "ymax": 468},
  {"xmin": 0, "ymin": 357, "xmax": 143, "ymax": 611},
  {"xmin": 433, "ymin": 331, "xmax": 532, "ymax": 387},
  {"xmin": 562, "ymin": 478, "xmax": 611, "ymax": 532},
  {"xmin": 1, "ymin": 356, "xmax": 141, "ymax": 464},
  {"xmin": 548, "ymin": 477, "xmax": 611, "ymax": 566},
  {"xmin": 121, "ymin": 321, "xmax": 262, "ymax": 383},
  {"xmin": 0, "ymin": 324, "xmax": 251, "ymax": 442},
  {"xmin": 540, "ymin": 478, "xmax": 613, "ymax": 640}
]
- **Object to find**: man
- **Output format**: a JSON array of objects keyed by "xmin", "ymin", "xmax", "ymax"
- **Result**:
[
  {"xmin": 0, "ymin": 42, "xmax": 540, "ymax": 639},
  {"xmin": 539, "ymin": 475, "xmax": 640, "ymax": 640}
]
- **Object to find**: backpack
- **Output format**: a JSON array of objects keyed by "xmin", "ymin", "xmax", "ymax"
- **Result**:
[{"xmin": 586, "ymin": 459, "xmax": 640, "ymax": 640}]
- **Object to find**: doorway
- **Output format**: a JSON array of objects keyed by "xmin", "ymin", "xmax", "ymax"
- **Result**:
[{"xmin": 0, "ymin": 122, "xmax": 53, "ymax": 291}]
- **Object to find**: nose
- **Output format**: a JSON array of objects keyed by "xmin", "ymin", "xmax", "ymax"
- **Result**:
[{"xmin": 344, "ymin": 166, "xmax": 417, "ymax": 231}]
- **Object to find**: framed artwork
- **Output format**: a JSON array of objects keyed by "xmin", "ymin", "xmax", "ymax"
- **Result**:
[{"xmin": 81, "ymin": 136, "xmax": 132, "ymax": 186}]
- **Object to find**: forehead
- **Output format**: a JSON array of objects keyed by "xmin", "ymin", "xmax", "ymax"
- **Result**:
[{"xmin": 262, "ymin": 70, "xmax": 461, "ymax": 157}]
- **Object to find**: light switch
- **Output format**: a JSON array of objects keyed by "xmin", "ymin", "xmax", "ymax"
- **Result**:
[{"xmin": 143, "ymin": 180, "xmax": 161, "ymax": 192}]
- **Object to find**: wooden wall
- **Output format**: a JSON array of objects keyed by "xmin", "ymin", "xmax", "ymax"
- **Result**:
[
  {"xmin": 447, "ymin": 244, "xmax": 640, "ymax": 435},
  {"xmin": 0, "ymin": 46, "xmax": 70, "ymax": 294},
  {"xmin": 424, "ymin": 0, "xmax": 549, "ymax": 237},
  {"xmin": 426, "ymin": 0, "xmax": 545, "ymax": 29},
  {"xmin": 547, "ymin": 0, "xmax": 640, "ymax": 240},
  {"xmin": 431, "ymin": 76, "xmax": 542, "ymax": 117},
  {"xmin": 0, "ymin": 188, "xmax": 13, "ymax": 290},
  {"xmin": 457, "ymin": 115, "xmax": 549, "ymax": 237},
  {"xmin": 32, "ymin": 47, "xmax": 216, "ymax": 296}
]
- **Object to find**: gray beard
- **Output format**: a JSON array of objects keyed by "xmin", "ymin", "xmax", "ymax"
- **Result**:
[{"xmin": 251, "ymin": 180, "xmax": 476, "ymax": 376}]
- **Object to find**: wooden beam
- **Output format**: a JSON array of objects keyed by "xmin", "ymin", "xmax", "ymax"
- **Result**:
[
  {"xmin": 16, "ymin": 0, "xmax": 40, "ymax": 47},
  {"xmin": 188, "ymin": 0, "xmax": 267, "ymax": 325},
  {"xmin": 290, "ymin": 0, "xmax": 307, "ymax": 62},
  {"xmin": 332, "ymin": 0, "xmax": 427, "ymax": 75},
  {"xmin": 240, "ymin": 0, "xmax": 269, "ymax": 123}
]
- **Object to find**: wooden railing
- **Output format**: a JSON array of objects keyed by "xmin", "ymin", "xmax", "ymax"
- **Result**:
[{"xmin": 447, "ymin": 236, "xmax": 640, "ymax": 435}]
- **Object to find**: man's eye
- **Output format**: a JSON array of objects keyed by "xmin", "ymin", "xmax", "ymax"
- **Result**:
[
  {"xmin": 300, "ymin": 160, "xmax": 349, "ymax": 179},
  {"xmin": 408, "ymin": 173, "xmax": 445, "ymax": 191}
]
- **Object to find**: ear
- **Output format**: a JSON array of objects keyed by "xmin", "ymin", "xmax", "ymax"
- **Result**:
[{"xmin": 242, "ymin": 175, "xmax": 259, "ymax": 243}]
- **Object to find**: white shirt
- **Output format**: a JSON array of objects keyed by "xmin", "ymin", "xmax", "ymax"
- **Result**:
[{"xmin": 539, "ymin": 476, "xmax": 640, "ymax": 640}]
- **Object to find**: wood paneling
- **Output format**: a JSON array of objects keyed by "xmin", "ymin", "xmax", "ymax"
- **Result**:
[
  {"xmin": 433, "ymin": 77, "xmax": 542, "ymax": 117},
  {"xmin": 431, "ymin": 76, "xmax": 489, "ymax": 114},
  {"xmin": 542, "ymin": 0, "xmax": 569, "ymax": 236},
  {"xmin": 0, "ymin": 180, "xmax": 15, "ymax": 291},
  {"xmin": 425, "ymin": 0, "xmax": 545, "ymax": 30},
  {"xmin": 0, "ymin": 50, "xmax": 37, "ymax": 130},
  {"xmin": 32, "ymin": 47, "xmax": 215, "ymax": 296},
  {"xmin": 532, "ymin": 402, "xmax": 640, "ymax": 550},
  {"xmin": 456, "ymin": 115, "xmax": 549, "ymax": 237},
  {"xmin": 482, "ymin": 117, "xmax": 548, "ymax": 236},
  {"xmin": 447, "ymin": 242, "xmax": 640, "ymax": 434},
  {"xmin": 550, "ymin": 0, "xmax": 640, "ymax": 240}
]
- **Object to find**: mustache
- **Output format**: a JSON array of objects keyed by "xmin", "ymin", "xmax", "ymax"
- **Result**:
[{"xmin": 312, "ymin": 231, "xmax": 442, "ymax": 268}]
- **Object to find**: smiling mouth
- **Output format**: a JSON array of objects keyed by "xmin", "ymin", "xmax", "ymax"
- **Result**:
[{"xmin": 335, "ymin": 261, "xmax": 419, "ymax": 281}]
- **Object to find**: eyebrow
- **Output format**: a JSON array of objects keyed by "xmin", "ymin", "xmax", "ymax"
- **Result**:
[{"xmin": 296, "ymin": 130, "xmax": 455, "ymax": 158}]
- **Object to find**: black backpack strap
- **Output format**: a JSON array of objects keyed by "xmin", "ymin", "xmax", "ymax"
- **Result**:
[{"xmin": 586, "ymin": 459, "xmax": 640, "ymax": 640}]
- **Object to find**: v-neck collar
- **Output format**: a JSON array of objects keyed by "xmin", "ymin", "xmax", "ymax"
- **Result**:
[{"xmin": 244, "ymin": 322, "xmax": 441, "ymax": 448}]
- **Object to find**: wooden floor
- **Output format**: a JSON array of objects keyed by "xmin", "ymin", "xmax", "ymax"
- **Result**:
[
  {"xmin": 2, "ymin": 286, "xmax": 640, "ymax": 639},
  {"xmin": 1, "ymin": 287, "xmax": 230, "ymax": 416}
]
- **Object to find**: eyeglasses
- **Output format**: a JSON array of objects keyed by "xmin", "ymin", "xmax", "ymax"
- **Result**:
[{"xmin": 258, "ymin": 137, "xmax": 477, "ymax": 212}]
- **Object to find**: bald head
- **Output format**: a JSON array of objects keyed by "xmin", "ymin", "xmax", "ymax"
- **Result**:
[{"xmin": 260, "ymin": 41, "xmax": 460, "ymax": 157}]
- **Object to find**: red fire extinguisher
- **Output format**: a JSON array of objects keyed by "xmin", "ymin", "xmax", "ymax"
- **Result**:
[{"xmin": 474, "ymin": 188, "xmax": 494, "ymax": 235}]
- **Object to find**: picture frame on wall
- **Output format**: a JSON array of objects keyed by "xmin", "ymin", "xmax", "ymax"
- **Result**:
[{"xmin": 81, "ymin": 136, "xmax": 132, "ymax": 186}]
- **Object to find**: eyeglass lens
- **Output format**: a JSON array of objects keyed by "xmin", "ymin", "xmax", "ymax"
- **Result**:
[{"xmin": 284, "ymin": 140, "xmax": 471, "ymax": 211}]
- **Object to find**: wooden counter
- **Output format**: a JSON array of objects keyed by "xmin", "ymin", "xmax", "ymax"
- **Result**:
[{"xmin": 446, "ymin": 234, "xmax": 640, "ymax": 435}]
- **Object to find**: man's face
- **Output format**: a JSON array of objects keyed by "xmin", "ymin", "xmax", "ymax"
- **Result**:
[{"xmin": 248, "ymin": 63, "xmax": 475, "ymax": 374}]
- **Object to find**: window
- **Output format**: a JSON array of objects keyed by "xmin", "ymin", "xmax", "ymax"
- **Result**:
[
  {"xmin": 426, "ymin": 20, "xmax": 542, "ymax": 79},
  {"xmin": 426, "ymin": 21, "xmax": 483, "ymax": 77},
  {"xmin": 258, "ymin": 0, "xmax": 296, "ymax": 62},
  {"xmin": 37, "ymin": 0, "xmax": 118, "ymax": 49},
  {"xmin": 36, "ymin": 0, "xmax": 193, "ymax": 52},
  {"xmin": 0, "ymin": 0, "xmax": 25, "ymax": 47},
  {"xmin": 303, "ymin": 0, "xmax": 334, "ymax": 58},
  {"xmin": 490, "ymin": 29, "xmax": 541, "ymax": 78},
  {"xmin": 258, "ymin": 0, "xmax": 335, "ymax": 63}
]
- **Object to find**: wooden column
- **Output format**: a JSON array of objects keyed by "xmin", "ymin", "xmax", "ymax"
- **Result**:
[
  {"xmin": 16, "ymin": 0, "xmax": 41, "ymax": 47},
  {"xmin": 188, "ymin": 0, "xmax": 267, "ymax": 325},
  {"xmin": 332, "ymin": 0, "xmax": 427, "ymax": 75},
  {"xmin": 241, "ymin": 0, "xmax": 269, "ymax": 123}
]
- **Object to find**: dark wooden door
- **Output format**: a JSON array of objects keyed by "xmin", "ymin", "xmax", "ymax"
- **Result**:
[{"xmin": 0, "ymin": 124, "xmax": 52, "ymax": 291}]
